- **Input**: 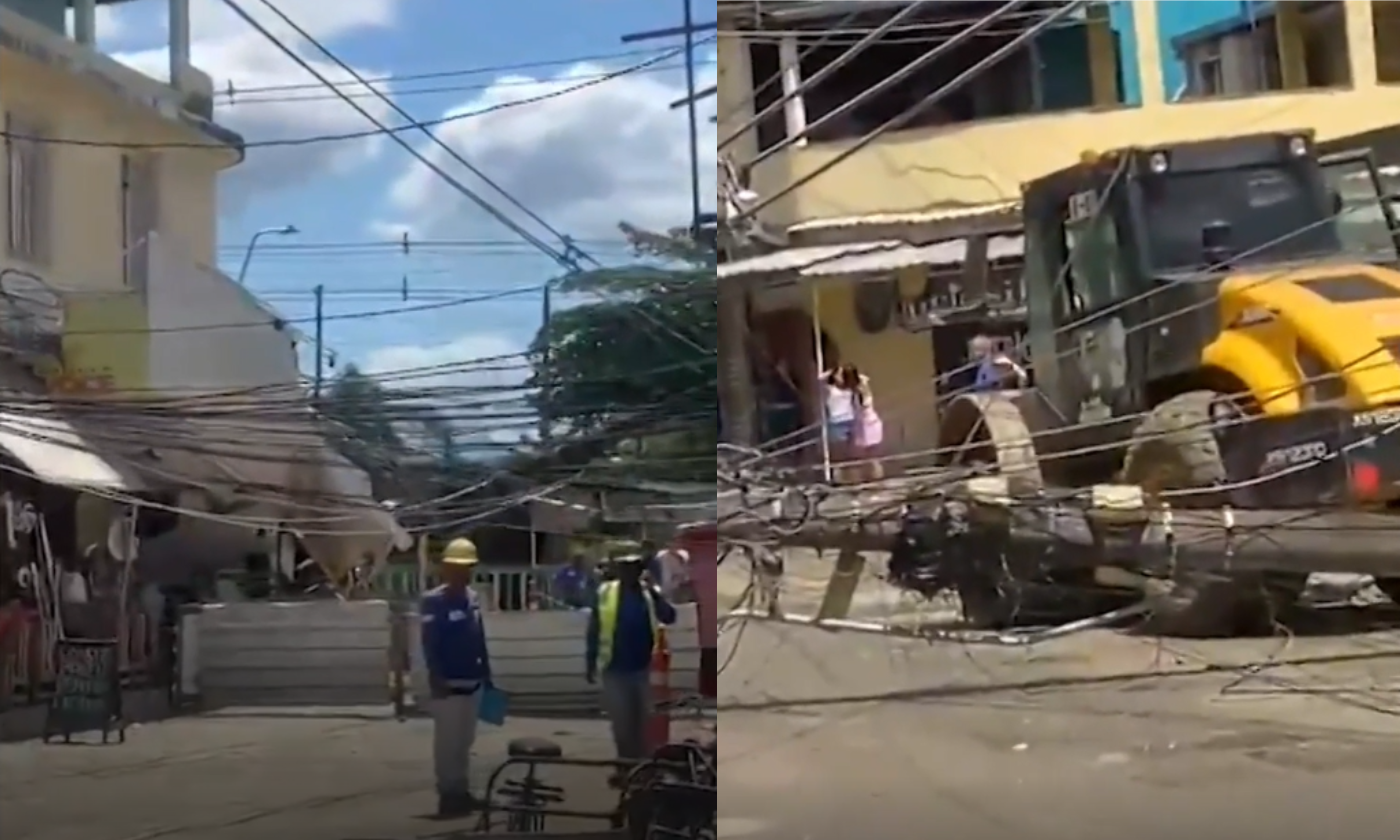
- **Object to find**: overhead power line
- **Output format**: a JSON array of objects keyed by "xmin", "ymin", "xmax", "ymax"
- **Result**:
[
  {"xmin": 235, "ymin": 0, "xmax": 712, "ymax": 356},
  {"xmin": 734, "ymin": 0, "xmax": 1085, "ymax": 221},
  {"xmin": 0, "ymin": 44, "xmax": 708, "ymax": 150},
  {"xmin": 215, "ymin": 46, "xmax": 712, "ymax": 97},
  {"xmin": 222, "ymin": 61, "xmax": 717, "ymax": 107}
]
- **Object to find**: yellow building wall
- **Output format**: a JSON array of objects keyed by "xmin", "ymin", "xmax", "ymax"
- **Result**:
[
  {"xmin": 810, "ymin": 268, "xmax": 939, "ymax": 463},
  {"xmin": 754, "ymin": 85, "xmax": 1400, "ymax": 223},
  {"xmin": 0, "ymin": 48, "xmax": 229, "ymax": 394},
  {"xmin": 0, "ymin": 52, "xmax": 224, "ymax": 289},
  {"xmin": 728, "ymin": 0, "xmax": 1400, "ymax": 226},
  {"xmin": 60, "ymin": 293, "xmax": 149, "ymax": 394}
]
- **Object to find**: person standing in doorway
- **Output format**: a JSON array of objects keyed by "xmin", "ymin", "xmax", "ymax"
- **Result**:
[
  {"xmin": 421, "ymin": 537, "xmax": 494, "ymax": 817},
  {"xmin": 586, "ymin": 553, "xmax": 678, "ymax": 785}
]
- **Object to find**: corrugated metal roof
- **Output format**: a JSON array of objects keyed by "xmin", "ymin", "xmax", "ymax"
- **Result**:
[
  {"xmin": 803, "ymin": 234, "xmax": 1025, "ymax": 276},
  {"xmin": 717, "ymin": 241, "xmax": 902, "ymax": 279},
  {"xmin": 786, "ymin": 200, "xmax": 1021, "ymax": 234}
]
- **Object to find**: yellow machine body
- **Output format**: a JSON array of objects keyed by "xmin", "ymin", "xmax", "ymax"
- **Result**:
[{"xmin": 1204, "ymin": 264, "xmax": 1400, "ymax": 415}]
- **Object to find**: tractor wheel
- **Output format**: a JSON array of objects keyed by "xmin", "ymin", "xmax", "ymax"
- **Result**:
[
  {"xmin": 1122, "ymin": 391, "xmax": 1278, "ymax": 637},
  {"xmin": 937, "ymin": 394, "xmax": 1044, "ymax": 628}
]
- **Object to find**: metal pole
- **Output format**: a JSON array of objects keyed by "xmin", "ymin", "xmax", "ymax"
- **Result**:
[
  {"xmin": 237, "ymin": 224, "xmax": 298, "ymax": 285},
  {"xmin": 682, "ymin": 0, "xmax": 703, "ymax": 232},
  {"xmin": 811, "ymin": 285, "xmax": 831, "ymax": 483},
  {"xmin": 312, "ymin": 284, "xmax": 325, "ymax": 400},
  {"xmin": 235, "ymin": 230, "xmax": 267, "ymax": 286}
]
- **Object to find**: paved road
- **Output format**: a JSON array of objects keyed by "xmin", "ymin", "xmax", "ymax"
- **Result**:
[
  {"xmin": 3, "ymin": 710, "xmax": 625, "ymax": 840},
  {"xmin": 720, "ymin": 600, "xmax": 1400, "ymax": 840}
]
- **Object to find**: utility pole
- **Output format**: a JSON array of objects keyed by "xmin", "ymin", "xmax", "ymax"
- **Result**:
[
  {"xmin": 621, "ymin": 11, "xmax": 715, "ymax": 233},
  {"xmin": 537, "ymin": 281, "xmax": 553, "ymax": 444},
  {"xmin": 682, "ymin": 0, "xmax": 703, "ymax": 232},
  {"xmin": 312, "ymin": 284, "xmax": 325, "ymax": 401}
]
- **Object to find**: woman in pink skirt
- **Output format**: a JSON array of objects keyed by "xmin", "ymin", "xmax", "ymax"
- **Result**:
[{"xmin": 848, "ymin": 366, "xmax": 885, "ymax": 482}]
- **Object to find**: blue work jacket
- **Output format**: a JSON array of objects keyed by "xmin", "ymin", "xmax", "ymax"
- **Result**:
[{"xmin": 421, "ymin": 585, "xmax": 493, "ymax": 689}]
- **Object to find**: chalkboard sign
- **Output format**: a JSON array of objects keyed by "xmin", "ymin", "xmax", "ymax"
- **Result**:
[{"xmin": 43, "ymin": 639, "xmax": 125, "ymax": 744}]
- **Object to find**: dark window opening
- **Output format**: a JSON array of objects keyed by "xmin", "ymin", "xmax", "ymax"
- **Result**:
[
  {"xmin": 742, "ymin": 3, "xmax": 1118, "ymax": 151},
  {"xmin": 1177, "ymin": 1, "xmax": 1350, "ymax": 99},
  {"xmin": 746, "ymin": 42, "xmax": 787, "ymax": 153}
]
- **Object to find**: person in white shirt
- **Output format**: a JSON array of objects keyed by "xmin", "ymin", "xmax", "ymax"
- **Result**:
[
  {"xmin": 654, "ymin": 547, "xmax": 693, "ymax": 602},
  {"xmin": 822, "ymin": 366, "xmax": 859, "ymax": 480}
]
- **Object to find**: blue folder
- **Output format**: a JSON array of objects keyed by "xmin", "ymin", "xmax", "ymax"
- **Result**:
[{"xmin": 478, "ymin": 685, "xmax": 509, "ymax": 726}]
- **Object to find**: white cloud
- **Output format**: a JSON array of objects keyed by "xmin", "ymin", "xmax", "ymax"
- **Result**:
[
  {"xmin": 110, "ymin": 0, "xmax": 401, "ymax": 208},
  {"xmin": 384, "ymin": 61, "xmax": 719, "ymax": 242}
]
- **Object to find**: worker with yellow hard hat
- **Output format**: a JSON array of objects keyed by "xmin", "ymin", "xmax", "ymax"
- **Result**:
[
  {"xmin": 420, "ymin": 537, "xmax": 494, "ymax": 817},
  {"xmin": 586, "ymin": 550, "xmax": 678, "ymax": 784}
]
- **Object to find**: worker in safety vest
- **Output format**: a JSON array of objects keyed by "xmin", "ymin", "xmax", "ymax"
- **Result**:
[
  {"xmin": 585, "ymin": 552, "xmax": 677, "ymax": 777},
  {"xmin": 421, "ymin": 537, "xmax": 494, "ymax": 818}
]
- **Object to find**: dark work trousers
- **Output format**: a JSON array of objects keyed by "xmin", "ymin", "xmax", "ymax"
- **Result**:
[{"xmin": 601, "ymin": 670, "xmax": 652, "ymax": 760}]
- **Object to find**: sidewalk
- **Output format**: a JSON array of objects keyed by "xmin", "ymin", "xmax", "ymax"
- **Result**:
[{"xmin": 0, "ymin": 688, "xmax": 174, "ymax": 743}]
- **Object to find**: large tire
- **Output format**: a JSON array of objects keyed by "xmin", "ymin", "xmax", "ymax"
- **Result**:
[
  {"xmin": 1122, "ymin": 391, "xmax": 1283, "ymax": 637},
  {"xmin": 937, "ymin": 394, "xmax": 1043, "ymax": 628},
  {"xmin": 1120, "ymin": 391, "xmax": 1228, "ymax": 506}
]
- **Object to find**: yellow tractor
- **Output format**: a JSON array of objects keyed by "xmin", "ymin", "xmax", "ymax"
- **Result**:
[{"xmin": 927, "ymin": 130, "xmax": 1400, "ymax": 635}]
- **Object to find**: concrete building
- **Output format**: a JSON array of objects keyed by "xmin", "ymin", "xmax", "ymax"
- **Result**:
[
  {"xmin": 716, "ymin": 0, "xmax": 1400, "ymax": 468},
  {"xmin": 0, "ymin": 0, "xmax": 404, "ymax": 589}
]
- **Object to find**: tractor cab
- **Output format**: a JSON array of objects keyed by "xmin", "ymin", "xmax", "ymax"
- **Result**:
[{"xmin": 1019, "ymin": 131, "xmax": 1399, "ymax": 453}]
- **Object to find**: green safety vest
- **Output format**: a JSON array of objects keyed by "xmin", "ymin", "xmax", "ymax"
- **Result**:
[{"xmin": 595, "ymin": 581, "xmax": 661, "ymax": 670}]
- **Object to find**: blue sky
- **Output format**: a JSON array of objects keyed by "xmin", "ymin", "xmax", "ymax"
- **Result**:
[{"xmin": 99, "ymin": 0, "xmax": 717, "ymax": 402}]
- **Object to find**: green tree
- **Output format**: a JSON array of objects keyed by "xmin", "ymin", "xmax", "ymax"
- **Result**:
[
  {"xmin": 528, "ymin": 225, "xmax": 716, "ymax": 480},
  {"xmin": 318, "ymin": 364, "xmax": 410, "ymax": 496}
]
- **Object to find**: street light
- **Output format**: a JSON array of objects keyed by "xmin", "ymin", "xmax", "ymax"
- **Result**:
[{"xmin": 236, "ymin": 224, "xmax": 299, "ymax": 285}]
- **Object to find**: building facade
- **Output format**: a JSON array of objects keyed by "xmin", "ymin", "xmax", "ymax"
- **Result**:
[
  {"xmin": 717, "ymin": 0, "xmax": 1400, "ymax": 467},
  {"xmin": 0, "ymin": 0, "xmax": 404, "ymax": 589}
]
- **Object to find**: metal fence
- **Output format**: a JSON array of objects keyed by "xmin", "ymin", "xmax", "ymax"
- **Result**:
[
  {"xmin": 176, "ymin": 599, "xmax": 703, "ymax": 716},
  {"xmin": 369, "ymin": 564, "xmax": 577, "ymax": 612}
]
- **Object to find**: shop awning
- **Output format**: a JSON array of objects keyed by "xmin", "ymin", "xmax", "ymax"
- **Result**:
[
  {"xmin": 0, "ymin": 410, "xmax": 143, "ymax": 491},
  {"xmin": 802, "ymin": 234, "xmax": 1025, "ymax": 277},
  {"xmin": 717, "ymin": 242, "xmax": 901, "ymax": 280}
]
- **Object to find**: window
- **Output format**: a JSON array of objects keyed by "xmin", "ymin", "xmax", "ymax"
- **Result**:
[
  {"xmin": 4, "ymin": 113, "xmax": 50, "ymax": 265},
  {"xmin": 1375, "ymin": 1, "xmax": 1400, "ymax": 83},
  {"xmin": 1190, "ymin": 45, "xmax": 1225, "ymax": 96},
  {"xmin": 1139, "ymin": 165, "xmax": 1332, "ymax": 271},
  {"xmin": 1061, "ymin": 191, "xmax": 1123, "ymax": 313},
  {"xmin": 1321, "ymin": 156, "xmax": 1398, "ymax": 262},
  {"xmin": 745, "ymin": 5, "xmax": 1113, "ymax": 148},
  {"xmin": 1179, "ymin": 2, "xmax": 1348, "ymax": 97}
]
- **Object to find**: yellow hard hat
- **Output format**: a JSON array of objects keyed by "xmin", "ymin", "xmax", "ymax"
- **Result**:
[{"xmin": 441, "ymin": 537, "xmax": 479, "ymax": 566}]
